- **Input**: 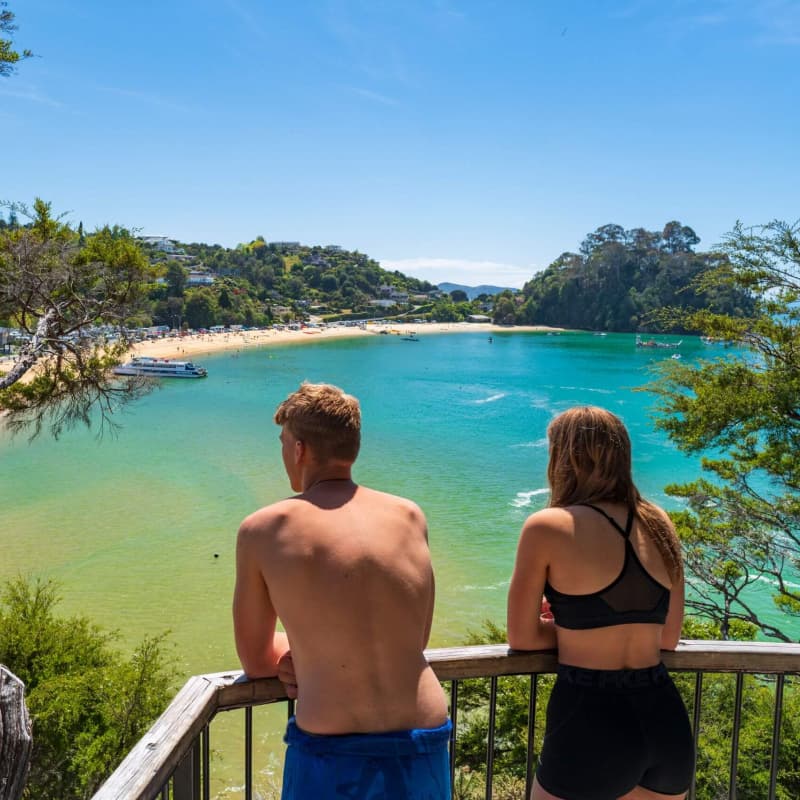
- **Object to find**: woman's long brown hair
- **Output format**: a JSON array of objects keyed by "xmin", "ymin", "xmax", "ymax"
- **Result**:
[{"xmin": 546, "ymin": 406, "xmax": 683, "ymax": 582}]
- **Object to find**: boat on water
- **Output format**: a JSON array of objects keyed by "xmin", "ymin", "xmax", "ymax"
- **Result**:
[
  {"xmin": 113, "ymin": 357, "xmax": 208, "ymax": 378},
  {"xmin": 635, "ymin": 336, "xmax": 682, "ymax": 349},
  {"xmin": 701, "ymin": 335, "xmax": 734, "ymax": 347}
]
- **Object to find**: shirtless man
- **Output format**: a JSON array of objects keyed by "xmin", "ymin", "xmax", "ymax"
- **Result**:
[{"xmin": 233, "ymin": 382, "xmax": 451, "ymax": 800}]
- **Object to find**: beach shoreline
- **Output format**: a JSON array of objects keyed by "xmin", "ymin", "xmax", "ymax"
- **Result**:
[{"xmin": 127, "ymin": 322, "xmax": 566, "ymax": 361}]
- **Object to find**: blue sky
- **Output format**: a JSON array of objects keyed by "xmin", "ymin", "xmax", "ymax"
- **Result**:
[{"xmin": 3, "ymin": 1, "xmax": 798, "ymax": 287}]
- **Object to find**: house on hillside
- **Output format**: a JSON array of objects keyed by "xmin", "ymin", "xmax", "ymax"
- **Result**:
[
  {"xmin": 139, "ymin": 236, "xmax": 185, "ymax": 255},
  {"xmin": 187, "ymin": 270, "xmax": 215, "ymax": 286},
  {"xmin": 378, "ymin": 285, "xmax": 409, "ymax": 303}
]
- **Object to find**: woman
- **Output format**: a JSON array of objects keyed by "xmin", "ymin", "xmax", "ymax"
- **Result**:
[{"xmin": 507, "ymin": 407, "xmax": 694, "ymax": 800}]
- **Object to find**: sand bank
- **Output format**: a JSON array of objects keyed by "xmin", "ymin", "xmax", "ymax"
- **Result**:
[{"xmin": 129, "ymin": 322, "xmax": 563, "ymax": 361}]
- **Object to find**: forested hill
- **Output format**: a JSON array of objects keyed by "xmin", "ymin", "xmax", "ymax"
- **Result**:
[
  {"xmin": 185, "ymin": 238, "xmax": 436, "ymax": 307},
  {"xmin": 137, "ymin": 237, "xmax": 442, "ymax": 329},
  {"xmin": 507, "ymin": 221, "xmax": 754, "ymax": 332}
]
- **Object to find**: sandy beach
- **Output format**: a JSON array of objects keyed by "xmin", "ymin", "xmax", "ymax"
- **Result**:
[
  {"xmin": 0, "ymin": 323, "xmax": 564, "ymax": 389},
  {"xmin": 128, "ymin": 322, "xmax": 563, "ymax": 361}
]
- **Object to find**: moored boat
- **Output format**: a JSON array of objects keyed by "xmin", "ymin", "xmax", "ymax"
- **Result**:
[
  {"xmin": 113, "ymin": 357, "xmax": 208, "ymax": 378},
  {"xmin": 635, "ymin": 335, "xmax": 682, "ymax": 349}
]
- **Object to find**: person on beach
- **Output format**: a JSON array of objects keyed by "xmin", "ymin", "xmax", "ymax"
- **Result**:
[
  {"xmin": 507, "ymin": 406, "xmax": 694, "ymax": 800},
  {"xmin": 233, "ymin": 382, "xmax": 451, "ymax": 800}
]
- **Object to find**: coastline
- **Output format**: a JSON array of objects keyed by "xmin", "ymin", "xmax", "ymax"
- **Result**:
[
  {"xmin": 127, "ymin": 322, "xmax": 565, "ymax": 361},
  {"xmin": 0, "ymin": 323, "xmax": 563, "ymax": 400}
]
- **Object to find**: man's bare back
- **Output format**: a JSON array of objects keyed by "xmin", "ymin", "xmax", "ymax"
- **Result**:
[
  {"xmin": 233, "ymin": 383, "xmax": 448, "ymax": 743},
  {"xmin": 236, "ymin": 479, "xmax": 448, "ymax": 733}
]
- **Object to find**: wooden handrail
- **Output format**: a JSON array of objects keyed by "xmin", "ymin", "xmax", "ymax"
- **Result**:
[{"xmin": 91, "ymin": 640, "xmax": 800, "ymax": 800}]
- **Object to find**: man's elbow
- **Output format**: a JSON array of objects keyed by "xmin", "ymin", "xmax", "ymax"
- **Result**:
[
  {"xmin": 236, "ymin": 640, "xmax": 280, "ymax": 679},
  {"xmin": 239, "ymin": 652, "xmax": 279, "ymax": 680}
]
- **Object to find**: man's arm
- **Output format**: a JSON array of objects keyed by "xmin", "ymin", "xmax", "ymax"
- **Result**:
[{"xmin": 233, "ymin": 516, "xmax": 290, "ymax": 678}]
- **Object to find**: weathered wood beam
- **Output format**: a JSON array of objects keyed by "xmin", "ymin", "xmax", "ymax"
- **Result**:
[{"xmin": 0, "ymin": 666, "xmax": 32, "ymax": 800}]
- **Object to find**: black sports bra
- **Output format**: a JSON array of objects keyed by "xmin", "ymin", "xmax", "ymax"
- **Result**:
[{"xmin": 543, "ymin": 504, "xmax": 670, "ymax": 630}]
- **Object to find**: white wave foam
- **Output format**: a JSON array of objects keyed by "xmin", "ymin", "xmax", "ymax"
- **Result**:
[
  {"xmin": 511, "ymin": 438, "xmax": 548, "ymax": 449},
  {"xmin": 511, "ymin": 488, "xmax": 549, "ymax": 508},
  {"xmin": 559, "ymin": 386, "xmax": 613, "ymax": 395},
  {"xmin": 754, "ymin": 575, "xmax": 800, "ymax": 590},
  {"xmin": 456, "ymin": 579, "xmax": 510, "ymax": 592},
  {"xmin": 475, "ymin": 392, "xmax": 506, "ymax": 404}
]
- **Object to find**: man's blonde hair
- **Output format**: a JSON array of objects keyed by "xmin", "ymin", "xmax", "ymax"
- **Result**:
[{"xmin": 274, "ymin": 382, "xmax": 361, "ymax": 463}]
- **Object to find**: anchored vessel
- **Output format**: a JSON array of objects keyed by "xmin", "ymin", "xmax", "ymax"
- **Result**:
[{"xmin": 113, "ymin": 357, "xmax": 208, "ymax": 378}]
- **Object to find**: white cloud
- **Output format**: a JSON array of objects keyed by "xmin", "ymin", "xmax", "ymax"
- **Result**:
[
  {"xmin": 0, "ymin": 86, "xmax": 63, "ymax": 108},
  {"xmin": 380, "ymin": 257, "xmax": 537, "ymax": 289},
  {"xmin": 347, "ymin": 86, "xmax": 399, "ymax": 106}
]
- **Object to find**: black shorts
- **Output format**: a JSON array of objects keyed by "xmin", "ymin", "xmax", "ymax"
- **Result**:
[{"xmin": 536, "ymin": 663, "xmax": 694, "ymax": 800}]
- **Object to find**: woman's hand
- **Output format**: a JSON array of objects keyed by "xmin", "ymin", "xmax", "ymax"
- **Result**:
[{"xmin": 540, "ymin": 596, "xmax": 554, "ymax": 623}]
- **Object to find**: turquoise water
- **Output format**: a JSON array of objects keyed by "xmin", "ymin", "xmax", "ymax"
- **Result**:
[{"xmin": 0, "ymin": 330, "xmax": 792, "ymax": 683}]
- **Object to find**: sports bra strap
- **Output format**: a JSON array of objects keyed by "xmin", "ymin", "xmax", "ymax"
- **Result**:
[{"xmin": 579, "ymin": 504, "xmax": 634, "ymax": 539}]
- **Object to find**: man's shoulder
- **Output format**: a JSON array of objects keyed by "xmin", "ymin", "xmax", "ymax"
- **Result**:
[
  {"xmin": 238, "ymin": 498, "xmax": 300, "ymax": 539},
  {"xmin": 360, "ymin": 486, "xmax": 425, "ymax": 519}
]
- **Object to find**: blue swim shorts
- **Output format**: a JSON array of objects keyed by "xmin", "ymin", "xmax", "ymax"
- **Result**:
[{"xmin": 281, "ymin": 716, "xmax": 452, "ymax": 800}]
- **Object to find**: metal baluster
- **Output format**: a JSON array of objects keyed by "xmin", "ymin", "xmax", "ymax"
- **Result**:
[
  {"xmin": 449, "ymin": 680, "xmax": 459, "ymax": 794},
  {"xmin": 728, "ymin": 673, "xmax": 744, "ymax": 800},
  {"xmin": 525, "ymin": 674, "xmax": 539, "ymax": 800},
  {"xmin": 244, "ymin": 706, "xmax": 253, "ymax": 800},
  {"xmin": 173, "ymin": 742, "xmax": 199, "ymax": 800},
  {"xmin": 202, "ymin": 723, "xmax": 210, "ymax": 800},
  {"xmin": 689, "ymin": 672, "xmax": 703, "ymax": 800},
  {"xmin": 768, "ymin": 675, "xmax": 785, "ymax": 800},
  {"xmin": 192, "ymin": 738, "xmax": 201, "ymax": 799},
  {"xmin": 485, "ymin": 677, "xmax": 498, "ymax": 800}
]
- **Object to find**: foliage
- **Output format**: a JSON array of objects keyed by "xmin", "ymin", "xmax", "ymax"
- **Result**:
[
  {"xmin": 0, "ymin": 200, "xmax": 156, "ymax": 437},
  {"xmin": 0, "ymin": 577, "xmax": 174, "ymax": 800},
  {"xmin": 648, "ymin": 220, "xmax": 800, "ymax": 641},
  {"xmin": 511, "ymin": 221, "xmax": 753, "ymax": 332},
  {"xmin": 1, "ymin": 2, "xmax": 32, "ymax": 77}
]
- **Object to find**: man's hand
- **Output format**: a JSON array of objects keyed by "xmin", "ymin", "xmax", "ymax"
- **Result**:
[{"xmin": 277, "ymin": 650, "xmax": 298, "ymax": 699}]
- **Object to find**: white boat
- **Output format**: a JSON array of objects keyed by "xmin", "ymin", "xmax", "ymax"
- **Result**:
[{"xmin": 113, "ymin": 357, "xmax": 208, "ymax": 378}]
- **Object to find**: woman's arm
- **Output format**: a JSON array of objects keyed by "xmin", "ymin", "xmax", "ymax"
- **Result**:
[
  {"xmin": 661, "ymin": 574, "xmax": 685, "ymax": 651},
  {"xmin": 507, "ymin": 513, "xmax": 558, "ymax": 651}
]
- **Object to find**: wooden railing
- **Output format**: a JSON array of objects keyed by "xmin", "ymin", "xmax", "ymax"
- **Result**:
[{"xmin": 91, "ymin": 641, "xmax": 800, "ymax": 800}]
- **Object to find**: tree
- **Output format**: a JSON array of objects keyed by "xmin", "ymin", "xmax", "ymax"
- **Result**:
[
  {"xmin": 449, "ymin": 289, "xmax": 469, "ymax": 303},
  {"xmin": 0, "ymin": 200, "xmax": 155, "ymax": 438},
  {"xmin": 164, "ymin": 261, "xmax": 187, "ymax": 297},
  {"xmin": 660, "ymin": 221, "xmax": 700, "ymax": 254},
  {"xmin": 648, "ymin": 219, "xmax": 800, "ymax": 640},
  {"xmin": 492, "ymin": 291, "xmax": 517, "ymax": 325},
  {"xmin": 183, "ymin": 288, "xmax": 217, "ymax": 329},
  {"xmin": 0, "ymin": 577, "xmax": 174, "ymax": 800},
  {"xmin": 1, "ymin": 2, "xmax": 32, "ymax": 77}
]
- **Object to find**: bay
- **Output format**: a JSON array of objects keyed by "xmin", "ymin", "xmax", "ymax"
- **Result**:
[{"xmin": 1, "ymin": 329, "xmax": 793, "ymax": 680}]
